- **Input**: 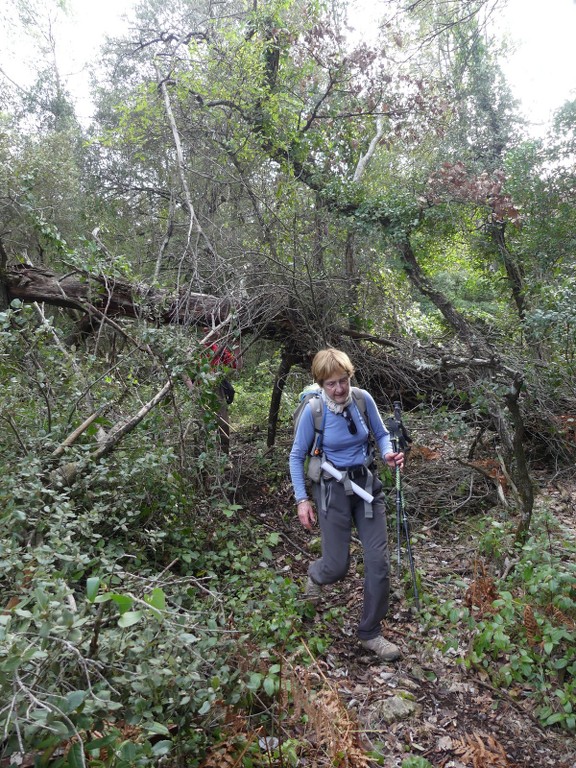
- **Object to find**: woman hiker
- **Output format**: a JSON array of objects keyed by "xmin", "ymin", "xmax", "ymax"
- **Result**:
[{"xmin": 289, "ymin": 348, "xmax": 404, "ymax": 661}]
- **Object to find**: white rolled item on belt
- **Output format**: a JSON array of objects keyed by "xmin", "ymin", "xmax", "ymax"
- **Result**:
[{"xmin": 320, "ymin": 461, "xmax": 374, "ymax": 503}]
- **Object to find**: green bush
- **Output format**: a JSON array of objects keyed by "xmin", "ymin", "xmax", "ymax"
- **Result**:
[
  {"xmin": 422, "ymin": 507, "xmax": 576, "ymax": 733},
  {"xmin": 0, "ymin": 474, "xmax": 311, "ymax": 762},
  {"xmin": 0, "ymin": 309, "xmax": 317, "ymax": 763}
]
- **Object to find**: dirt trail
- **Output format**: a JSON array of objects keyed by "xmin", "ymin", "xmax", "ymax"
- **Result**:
[{"xmin": 255, "ymin": 468, "xmax": 576, "ymax": 768}]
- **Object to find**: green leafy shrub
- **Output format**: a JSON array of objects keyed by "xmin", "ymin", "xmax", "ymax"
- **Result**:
[
  {"xmin": 0, "ymin": 480, "xmax": 311, "ymax": 762},
  {"xmin": 0, "ymin": 309, "xmax": 317, "ymax": 764},
  {"xmin": 424, "ymin": 508, "xmax": 576, "ymax": 733}
]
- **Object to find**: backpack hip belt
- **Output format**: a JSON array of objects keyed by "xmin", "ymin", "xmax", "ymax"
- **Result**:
[
  {"xmin": 318, "ymin": 457, "xmax": 375, "ymax": 518},
  {"xmin": 334, "ymin": 464, "xmax": 368, "ymax": 480}
]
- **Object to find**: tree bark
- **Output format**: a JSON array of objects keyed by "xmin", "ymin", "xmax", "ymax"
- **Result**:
[
  {"xmin": 267, "ymin": 349, "xmax": 300, "ymax": 448},
  {"xmin": 504, "ymin": 374, "xmax": 535, "ymax": 543},
  {"xmin": 4, "ymin": 264, "xmax": 230, "ymax": 326},
  {"xmin": 396, "ymin": 237, "xmax": 535, "ymax": 535},
  {"xmin": 397, "ymin": 237, "xmax": 488, "ymax": 356},
  {"xmin": 0, "ymin": 238, "xmax": 9, "ymax": 310}
]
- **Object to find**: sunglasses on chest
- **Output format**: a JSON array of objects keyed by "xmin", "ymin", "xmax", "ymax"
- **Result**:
[{"xmin": 341, "ymin": 407, "xmax": 358, "ymax": 435}]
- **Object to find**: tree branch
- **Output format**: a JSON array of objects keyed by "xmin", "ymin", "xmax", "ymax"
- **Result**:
[
  {"xmin": 353, "ymin": 117, "xmax": 384, "ymax": 183},
  {"xmin": 51, "ymin": 380, "xmax": 173, "ymax": 488}
]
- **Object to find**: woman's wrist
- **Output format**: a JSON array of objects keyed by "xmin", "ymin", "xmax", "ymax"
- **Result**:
[{"xmin": 296, "ymin": 498, "xmax": 309, "ymax": 505}]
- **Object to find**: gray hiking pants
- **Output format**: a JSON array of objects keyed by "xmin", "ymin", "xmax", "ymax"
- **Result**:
[{"xmin": 310, "ymin": 472, "xmax": 390, "ymax": 640}]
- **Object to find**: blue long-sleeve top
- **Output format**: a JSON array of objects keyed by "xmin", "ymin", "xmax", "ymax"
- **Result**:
[{"xmin": 289, "ymin": 389, "xmax": 393, "ymax": 502}]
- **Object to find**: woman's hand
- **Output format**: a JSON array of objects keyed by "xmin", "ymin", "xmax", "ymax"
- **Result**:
[
  {"xmin": 384, "ymin": 451, "xmax": 404, "ymax": 470},
  {"xmin": 297, "ymin": 500, "xmax": 316, "ymax": 530}
]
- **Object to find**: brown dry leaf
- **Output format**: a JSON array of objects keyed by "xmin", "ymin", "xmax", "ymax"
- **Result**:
[
  {"xmin": 289, "ymin": 663, "xmax": 371, "ymax": 767},
  {"xmin": 464, "ymin": 561, "xmax": 499, "ymax": 616},
  {"xmin": 453, "ymin": 730, "xmax": 516, "ymax": 767},
  {"xmin": 198, "ymin": 709, "xmax": 260, "ymax": 768},
  {"xmin": 545, "ymin": 603, "xmax": 576, "ymax": 631},
  {"xmin": 523, "ymin": 604, "xmax": 540, "ymax": 646},
  {"xmin": 410, "ymin": 444, "xmax": 441, "ymax": 461},
  {"xmin": 469, "ymin": 459, "xmax": 508, "ymax": 493},
  {"xmin": 200, "ymin": 735, "xmax": 257, "ymax": 768},
  {"xmin": 436, "ymin": 734, "xmax": 454, "ymax": 750}
]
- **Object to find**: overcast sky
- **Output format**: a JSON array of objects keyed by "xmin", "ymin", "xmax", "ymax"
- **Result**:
[
  {"xmin": 346, "ymin": 0, "xmax": 576, "ymax": 137},
  {"xmin": 3, "ymin": 0, "xmax": 576, "ymax": 135},
  {"xmin": 498, "ymin": 0, "xmax": 576, "ymax": 134}
]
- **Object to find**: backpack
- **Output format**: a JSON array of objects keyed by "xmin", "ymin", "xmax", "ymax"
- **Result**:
[
  {"xmin": 293, "ymin": 384, "xmax": 370, "ymax": 457},
  {"xmin": 220, "ymin": 378, "xmax": 235, "ymax": 405}
]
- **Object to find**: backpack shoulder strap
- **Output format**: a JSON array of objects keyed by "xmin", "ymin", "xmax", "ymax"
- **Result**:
[
  {"xmin": 307, "ymin": 394, "xmax": 324, "ymax": 432},
  {"xmin": 350, "ymin": 387, "xmax": 376, "ymax": 463},
  {"xmin": 307, "ymin": 394, "xmax": 326, "ymax": 455},
  {"xmin": 350, "ymin": 387, "xmax": 368, "ymax": 423}
]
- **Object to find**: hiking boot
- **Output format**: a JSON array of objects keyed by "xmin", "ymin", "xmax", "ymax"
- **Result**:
[
  {"xmin": 304, "ymin": 576, "xmax": 322, "ymax": 601},
  {"xmin": 360, "ymin": 635, "xmax": 402, "ymax": 661}
]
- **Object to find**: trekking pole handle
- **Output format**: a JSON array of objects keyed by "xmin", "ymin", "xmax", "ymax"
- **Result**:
[{"xmin": 390, "ymin": 401, "xmax": 402, "ymax": 453}]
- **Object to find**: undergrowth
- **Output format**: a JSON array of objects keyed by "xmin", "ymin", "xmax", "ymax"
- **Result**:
[
  {"xmin": 0, "ymin": 306, "xmax": 321, "ymax": 765},
  {"xmin": 1, "ymin": 304, "xmax": 575, "ymax": 768},
  {"xmin": 420, "ymin": 506, "xmax": 576, "ymax": 734},
  {"xmin": 0, "ymin": 436, "xmax": 334, "ymax": 765}
]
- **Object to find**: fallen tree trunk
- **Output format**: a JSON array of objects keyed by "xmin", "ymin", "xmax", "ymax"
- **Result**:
[
  {"xmin": 2, "ymin": 262, "xmax": 458, "ymax": 406},
  {"xmin": 4, "ymin": 264, "xmax": 231, "ymax": 326}
]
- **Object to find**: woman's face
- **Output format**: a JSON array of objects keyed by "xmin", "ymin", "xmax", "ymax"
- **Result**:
[{"xmin": 322, "ymin": 368, "xmax": 350, "ymax": 404}]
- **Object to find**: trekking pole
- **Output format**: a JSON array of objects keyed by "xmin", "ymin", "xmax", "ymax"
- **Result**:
[
  {"xmin": 390, "ymin": 401, "xmax": 420, "ymax": 610},
  {"xmin": 394, "ymin": 442, "xmax": 402, "ymax": 580},
  {"xmin": 389, "ymin": 403, "xmax": 403, "ymax": 579}
]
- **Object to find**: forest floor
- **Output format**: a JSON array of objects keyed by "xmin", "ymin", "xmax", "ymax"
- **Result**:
[{"xmin": 238, "ymin": 434, "xmax": 576, "ymax": 768}]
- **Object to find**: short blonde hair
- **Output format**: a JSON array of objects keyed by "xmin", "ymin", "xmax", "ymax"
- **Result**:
[{"xmin": 311, "ymin": 348, "xmax": 355, "ymax": 385}]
